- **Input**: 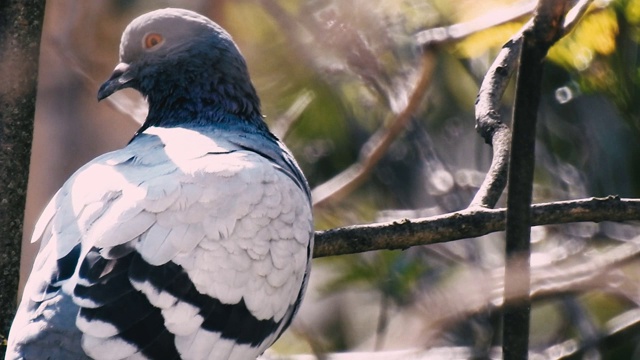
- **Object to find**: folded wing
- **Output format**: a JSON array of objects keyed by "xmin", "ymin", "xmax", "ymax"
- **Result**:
[{"xmin": 8, "ymin": 126, "xmax": 313, "ymax": 360}]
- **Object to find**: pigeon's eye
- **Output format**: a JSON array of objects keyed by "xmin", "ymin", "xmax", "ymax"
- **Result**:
[{"xmin": 143, "ymin": 33, "xmax": 164, "ymax": 50}]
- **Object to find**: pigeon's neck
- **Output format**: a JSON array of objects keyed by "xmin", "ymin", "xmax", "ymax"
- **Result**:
[{"xmin": 141, "ymin": 77, "xmax": 269, "ymax": 134}]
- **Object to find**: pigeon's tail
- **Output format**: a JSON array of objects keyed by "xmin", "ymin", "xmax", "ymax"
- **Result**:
[{"xmin": 7, "ymin": 294, "xmax": 90, "ymax": 360}]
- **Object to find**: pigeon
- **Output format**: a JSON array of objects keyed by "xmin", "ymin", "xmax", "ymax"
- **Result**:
[{"xmin": 7, "ymin": 8, "xmax": 313, "ymax": 360}]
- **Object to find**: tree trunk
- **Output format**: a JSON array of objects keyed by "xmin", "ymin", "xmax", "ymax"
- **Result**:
[{"xmin": 0, "ymin": 0, "xmax": 46, "ymax": 354}]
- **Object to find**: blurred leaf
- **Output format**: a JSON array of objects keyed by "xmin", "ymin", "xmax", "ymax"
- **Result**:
[
  {"xmin": 323, "ymin": 251, "xmax": 429, "ymax": 306},
  {"xmin": 625, "ymin": 0, "xmax": 640, "ymax": 24},
  {"xmin": 454, "ymin": 21, "xmax": 524, "ymax": 58},
  {"xmin": 548, "ymin": 7, "xmax": 619, "ymax": 70}
]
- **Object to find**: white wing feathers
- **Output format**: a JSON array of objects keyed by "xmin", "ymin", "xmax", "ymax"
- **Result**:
[{"xmin": 12, "ymin": 126, "xmax": 313, "ymax": 360}]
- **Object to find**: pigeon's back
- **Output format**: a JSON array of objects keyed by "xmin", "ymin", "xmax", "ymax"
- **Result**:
[
  {"xmin": 8, "ymin": 126, "xmax": 313, "ymax": 360},
  {"xmin": 7, "ymin": 7, "xmax": 314, "ymax": 360}
]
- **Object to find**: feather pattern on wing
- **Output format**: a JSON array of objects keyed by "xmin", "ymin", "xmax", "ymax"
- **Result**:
[{"xmin": 8, "ymin": 126, "xmax": 312, "ymax": 360}]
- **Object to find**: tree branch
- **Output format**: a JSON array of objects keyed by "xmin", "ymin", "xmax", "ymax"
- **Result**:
[
  {"xmin": 313, "ymin": 196, "xmax": 640, "ymax": 258},
  {"xmin": 470, "ymin": 0, "xmax": 594, "ymax": 209}
]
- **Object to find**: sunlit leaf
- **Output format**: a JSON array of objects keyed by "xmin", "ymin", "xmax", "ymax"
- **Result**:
[
  {"xmin": 453, "ymin": 22, "xmax": 524, "ymax": 58},
  {"xmin": 548, "ymin": 8, "xmax": 619, "ymax": 70},
  {"xmin": 625, "ymin": 0, "xmax": 640, "ymax": 24}
]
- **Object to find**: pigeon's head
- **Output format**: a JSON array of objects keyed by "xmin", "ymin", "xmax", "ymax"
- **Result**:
[{"xmin": 98, "ymin": 8, "xmax": 262, "ymax": 124}]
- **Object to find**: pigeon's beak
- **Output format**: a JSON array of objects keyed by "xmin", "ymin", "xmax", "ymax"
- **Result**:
[{"xmin": 97, "ymin": 62, "xmax": 134, "ymax": 101}]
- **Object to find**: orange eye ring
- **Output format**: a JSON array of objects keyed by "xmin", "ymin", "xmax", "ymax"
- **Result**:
[{"xmin": 143, "ymin": 33, "xmax": 164, "ymax": 49}]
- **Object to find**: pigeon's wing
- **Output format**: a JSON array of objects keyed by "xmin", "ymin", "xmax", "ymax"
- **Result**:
[
  {"xmin": 6, "ymin": 136, "xmax": 161, "ymax": 360},
  {"xmin": 7, "ymin": 127, "xmax": 313, "ymax": 360}
]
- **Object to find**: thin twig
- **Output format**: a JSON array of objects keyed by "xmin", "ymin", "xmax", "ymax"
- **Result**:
[
  {"xmin": 469, "ymin": 42, "xmax": 519, "ymax": 208},
  {"xmin": 311, "ymin": 52, "xmax": 436, "ymax": 207},
  {"xmin": 416, "ymin": 0, "xmax": 536, "ymax": 47},
  {"xmin": 528, "ymin": 237, "xmax": 640, "ymax": 301},
  {"xmin": 563, "ymin": 0, "xmax": 595, "ymax": 34},
  {"xmin": 271, "ymin": 90, "xmax": 315, "ymax": 139}
]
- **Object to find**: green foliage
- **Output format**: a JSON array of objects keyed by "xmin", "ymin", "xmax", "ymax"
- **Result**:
[
  {"xmin": 547, "ymin": 1, "xmax": 640, "ymax": 131},
  {"xmin": 548, "ymin": 7, "xmax": 619, "ymax": 70},
  {"xmin": 323, "ymin": 251, "xmax": 430, "ymax": 306},
  {"xmin": 282, "ymin": 0, "xmax": 640, "ymax": 355}
]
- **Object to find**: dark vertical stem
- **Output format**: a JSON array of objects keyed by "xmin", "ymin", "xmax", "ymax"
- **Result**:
[
  {"xmin": 502, "ymin": 1, "xmax": 569, "ymax": 357},
  {"xmin": 502, "ymin": 29, "xmax": 540, "ymax": 360},
  {"xmin": 0, "ymin": 0, "xmax": 46, "ymax": 354}
]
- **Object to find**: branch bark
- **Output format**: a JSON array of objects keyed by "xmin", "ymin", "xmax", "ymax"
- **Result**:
[
  {"xmin": 470, "ymin": 0, "xmax": 594, "ymax": 209},
  {"xmin": 0, "ymin": 0, "xmax": 46, "ymax": 351},
  {"xmin": 312, "ymin": 196, "xmax": 640, "ymax": 258}
]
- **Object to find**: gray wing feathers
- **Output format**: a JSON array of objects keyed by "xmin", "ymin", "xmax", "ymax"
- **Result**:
[{"xmin": 8, "ymin": 125, "xmax": 313, "ymax": 360}]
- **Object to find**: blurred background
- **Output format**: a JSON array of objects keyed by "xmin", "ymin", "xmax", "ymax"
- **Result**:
[{"xmin": 21, "ymin": 0, "xmax": 640, "ymax": 358}]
